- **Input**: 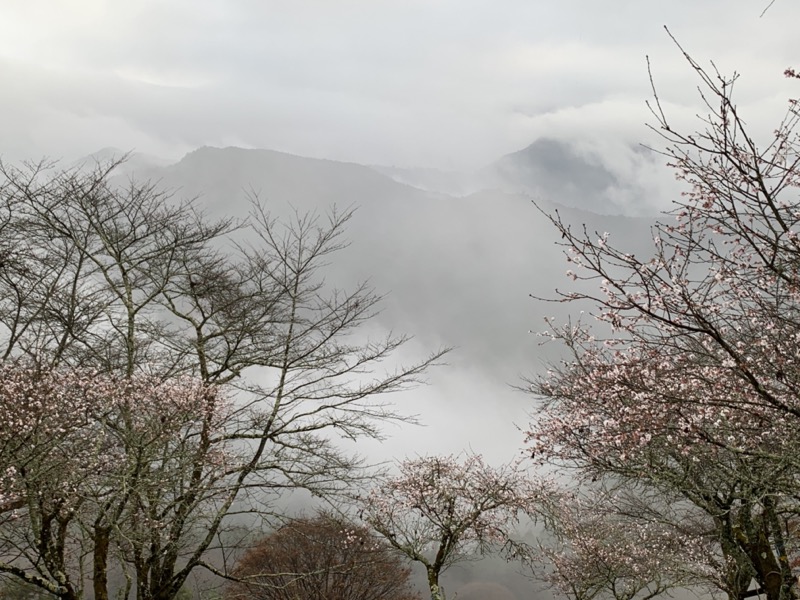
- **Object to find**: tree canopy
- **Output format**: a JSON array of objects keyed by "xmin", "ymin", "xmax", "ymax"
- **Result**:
[{"xmin": 226, "ymin": 512, "xmax": 419, "ymax": 600}]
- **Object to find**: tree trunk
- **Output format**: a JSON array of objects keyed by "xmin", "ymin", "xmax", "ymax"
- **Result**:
[
  {"xmin": 427, "ymin": 567, "xmax": 445, "ymax": 600},
  {"xmin": 93, "ymin": 525, "xmax": 111, "ymax": 600},
  {"xmin": 738, "ymin": 521, "xmax": 783, "ymax": 600}
]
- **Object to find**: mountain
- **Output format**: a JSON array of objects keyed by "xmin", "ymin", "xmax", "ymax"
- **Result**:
[
  {"xmin": 129, "ymin": 146, "xmax": 651, "ymax": 375},
  {"xmin": 483, "ymin": 137, "xmax": 621, "ymax": 212},
  {"xmin": 369, "ymin": 137, "xmax": 662, "ymax": 216},
  {"xmin": 159, "ymin": 146, "xmax": 432, "ymax": 215},
  {"xmin": 104, "ymin": 144, "xmax": 656, "ymax": 369}
]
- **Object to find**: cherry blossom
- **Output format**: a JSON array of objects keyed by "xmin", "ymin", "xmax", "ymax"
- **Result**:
[
  {"xmin": 0, "ymin": 365, "xmax": 232, "ymax": 600},
  {"xmin": 535, "ymin": 482, "xmax": 723, "ymax": 600}
]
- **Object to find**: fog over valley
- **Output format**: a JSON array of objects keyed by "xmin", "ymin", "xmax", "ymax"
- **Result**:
[{"xmin": 90, "ymin": 143, "xmax": 653, "ymax": 460}]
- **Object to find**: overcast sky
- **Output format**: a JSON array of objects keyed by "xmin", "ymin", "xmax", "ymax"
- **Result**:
[{"xmin": 1, "ymin": 0, "xmax": 798, "ymax": 170}]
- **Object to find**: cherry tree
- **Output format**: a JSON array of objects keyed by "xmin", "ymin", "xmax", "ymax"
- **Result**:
[
  {"xmin": 0, "ymin": 367, "xmax": 231, "ymax": 600},
  {"xmin": 527, "ymin": 46, "xmax": 800, "ymax": 600},
  {"xmin": 361, "ymin": 455, "xmax": 538, "ymax": 600}
]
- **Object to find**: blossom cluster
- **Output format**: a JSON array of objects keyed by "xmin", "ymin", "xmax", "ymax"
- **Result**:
[
  {"xmin": 536, "ymin": 485, "xmax": 720, "ymax": 600},
  {"xmin": 0, "ymin": 365, "xmax": 232, "ymax": 517}
]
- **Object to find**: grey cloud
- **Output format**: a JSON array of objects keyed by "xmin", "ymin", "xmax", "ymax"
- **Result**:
[{"xmin": 3, "ymin": 0, "xmax": 798, "ymax": 170}]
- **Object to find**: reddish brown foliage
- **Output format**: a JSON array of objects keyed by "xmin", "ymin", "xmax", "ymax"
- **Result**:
[{"xmin": 227, "ymin": 513, "xmax": 420, "ymax": 600}]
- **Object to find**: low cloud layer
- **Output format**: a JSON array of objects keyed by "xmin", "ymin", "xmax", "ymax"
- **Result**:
[{"xmin": 1, "ymin": 1, "xmax": 797, "ymax": 174}]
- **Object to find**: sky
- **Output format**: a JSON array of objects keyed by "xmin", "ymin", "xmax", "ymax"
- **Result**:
[{"xmin": 1, "ymin": 0, "xmax": 798, "ymax": 171}]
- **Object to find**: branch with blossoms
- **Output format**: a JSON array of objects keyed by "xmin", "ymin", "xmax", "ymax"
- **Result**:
[
  {"xmin": 533, "ymin": 482, "xmax": 724, "ymax": 600},
  {"xmin": 0, "ymin": 366, "xmax": 235, "ymax": 600}
]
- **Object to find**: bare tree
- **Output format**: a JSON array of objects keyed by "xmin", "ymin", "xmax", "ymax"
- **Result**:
[
  {"xmin": 0, "ymin": 159, "xmax": 446, "ymax": 600},
  {"xmin": 0, "ymin": 158, "xmax": 230, "ymax": 374}
]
